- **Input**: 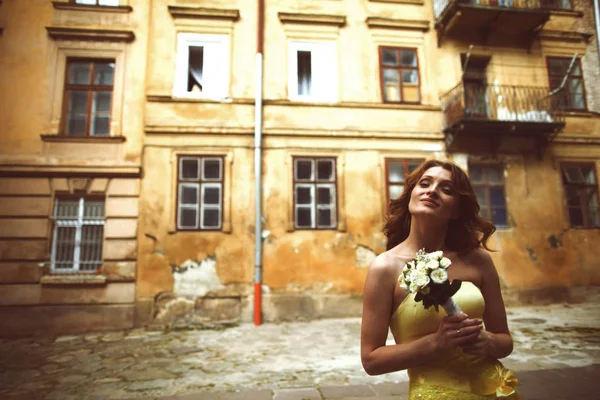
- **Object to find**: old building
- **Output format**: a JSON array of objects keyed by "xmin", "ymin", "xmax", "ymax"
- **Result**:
[{"xmin": 0, "ymin": 0, "xmax": 599, "ymax": 336}]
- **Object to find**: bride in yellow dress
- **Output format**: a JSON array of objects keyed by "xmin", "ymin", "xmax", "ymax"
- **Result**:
[{"xmin": 360, "ymin": 159, "xmax": 521, "ymax": 399}]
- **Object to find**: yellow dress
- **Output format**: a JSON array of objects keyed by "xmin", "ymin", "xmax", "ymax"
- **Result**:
[{"xmin": 390, "ymin": 281, "xmax": 522, "ymax": 399}]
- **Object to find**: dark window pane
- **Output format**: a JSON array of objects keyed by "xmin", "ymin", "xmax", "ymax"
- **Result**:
[
  {"xmin": 318, "ymin": 209, "xmax": 332, "ymax": 227},
  {"xmin": 55, "ymin": 226, "xmax": 76, "ymax": 269},
  {"xmin": 492, "ymin": 208, "xmax": 507, "ymax": 226},
  {"xmin": 93, "ymin": 91, "xmax": 111, "ymax": 113},
  {"xmin": 568, "ymin": 207, "xmax": 584, "ymax": 226},
  {"xmin": 203, "ymin": 187, "xmax": 220, "ymax": 205},
  {"xmin": 489, "ymin": 187, "xmax": 506, "ymax": 208},
  {"xmin": 69, "ymin": 62, "xmax": 91, "ymax": 84},
  {"xmin": 297, "ymin": 51, "xmax": 312, "ymax": 96},
  {"xmin": 470, "ymin": 165, "xmax": 484, "ymax": 183},
  {"xmin": 67, "ymin": 115, "xmax": 86, "ymax": 136},
  {"xmin": 295, "ymin": 160, "xmax": 313, "ymax": 180},
  {"xmin": 547, "ymin": 59, "xmax": 567, "ymax": 76},
  {"xmin": 572, "ymin": 94, "xmax": 586, "ymax": 110},
  {"xmin": 68, "ymin": 91, "xmax": 88, "ymax": 113},
  {"xmin": 83, "ymin": 201, "xmax": 104, "ymax": 219},
  {"xmin": 204, "ymin": 159, "xmax": 221, "ymax": 180},
  {"xmin": 582, "ymin": 166, "xmax": 596, "ymax": 184},
  {"xmin": 180, "ymin": 208, "xmax": 197, "ymax": 228},
  {"xmin": 93, "ymin": 62, "xmax": 115, "ymax": 85},
  {"xmin": 382, "ymin": 49, "xmax": 398, "ymax": 66},
  {"xmin": 474, "ymin": 187, "xmax": 487, "ymax": 208},
  {"xmin": 181, "ymin": 185, "xmax": 198, "ymax": 204},
  {"xmin": 91, "ymin": 116, "xmax": 110, "ymax": 136},
  {"xmin": 402, "ymin": 70, "xmax": 418, "ymax": 84},
  {"xmin": 565, "ymin": 186, "xmax": 581, "ymax": 207},
  {"xmin": 296, "ymin": 186, "xmax": 312, "ymax": 205},
  {"xmin": 56, "ymin": 199, "xmax": 80, "ymax": 218},
  {"xmin": 188, "ymin": 46, "xmax": 204, "ymax": 92},
  {"xmin": 487, "ymin": 166, "xmax": 503, "ymax": 183},
  {"xmin": 181, "ymin": 159, "xmax": 199, "ymax": 180},
  {"xmin": 388, "ymin": 162, "xmax": 405, "ymax": 183},
  {"xmin": 383, "ymin": 68, "xmax": 400, "ymax": 83},
  {"xmin": 203, "ymin": 209, "xmax": 220, "ymax": 228},
  {"xmin": 407, "ymin": 161, "xmax": 422, "ymax": 174},
  {"xmin": 317, "ymin": 160, "xmax": 334, "ymax": 181},
  {"xmin": 401, "ymin": 50, "xmax": 417, "ymax": 67},
  {"xmin": 296, "ymin": 207, "xmax": 312, "ymax": 227},
  {"xmin": 317, "ymin": 187, "xmax": 331, "ymax": 205},
  {"xmin": 80, "ymin": 225, "xmax": 103, "ymax": 271}
]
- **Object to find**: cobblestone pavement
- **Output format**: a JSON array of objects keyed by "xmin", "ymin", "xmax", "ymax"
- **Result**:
[{"xmin": 1, "ymin": 301, "xmax": 600, "ymax": 400}]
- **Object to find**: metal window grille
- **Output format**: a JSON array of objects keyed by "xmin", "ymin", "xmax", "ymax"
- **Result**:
[{"xmin": 51, "ymin": 197, "xmax": 105, "ymax": 273}]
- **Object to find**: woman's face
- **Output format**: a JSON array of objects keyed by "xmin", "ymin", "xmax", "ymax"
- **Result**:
[{"xmin": 408, "ymin": 166, "xmax": 459, "ymax": 223}]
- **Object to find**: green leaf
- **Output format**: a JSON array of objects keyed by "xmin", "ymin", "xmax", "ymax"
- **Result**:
[{"xmin": 415, "ymin": 292, "xmax": 423, "ymax": 302}]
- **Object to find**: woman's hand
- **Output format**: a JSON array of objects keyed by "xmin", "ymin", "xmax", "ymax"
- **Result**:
[
  {"xmin": 434, "ymin": 313, "xmax": 483, "ymax": 352},
  {"xmin": 460, "ymin": 330, "xmax": 493, "ymax": 356}
]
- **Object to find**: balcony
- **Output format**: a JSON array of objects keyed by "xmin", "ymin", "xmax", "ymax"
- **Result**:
[
  {"xmin": 433, "ymin": 0, "xmax": 569, "ymax": 47},
  {"xmin": 441, "ymin": 82, "xmax": 565, "ymax": 152}
]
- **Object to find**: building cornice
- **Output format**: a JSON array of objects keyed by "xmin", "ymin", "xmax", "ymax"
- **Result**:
[
  {"xmin": 366, "ymin": 17, "xmax": 429, "ymax": 31},
  {"xmin": 168, "ymin": 5, "xmax": 240, "ymax": 21},
  {"xmin": 40, "ymin": 134, "xmax": 127, "ymax": 143},
  {"xmin": 46, "ymin": 26, "xmax": 135, "ymax": 42},
  {"xmin": 278, "ymin": 12, "xmax": 347, "ymax": 27},
  {"xmin": 369, "ymin": 0, "xmax": 425, "ymax": 5}
]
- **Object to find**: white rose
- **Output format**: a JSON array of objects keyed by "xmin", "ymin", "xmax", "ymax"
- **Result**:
[
  {"xmin": 401, "ymin": 282, "xmax": 410, "ymax": 292},
  {"xmin": 439, "ymin": 257, "xmax": 452, "ymax": 269},
  {"xmin": 430, "ymin": 251, "xmax": 444, "ymax": 260},
  {"xmin": 409, "ymin": 282, "xmax": 419, "ymax": 293},
  {"xmin": 413, "ymin": 270, "xmax": 430, "ymax": 288},
  {"xmin": 416, "ymin": 261, "xmax": 426, "ymax": 271},
  {"xmin": 430, "ymin": 268, "xmax": 448, "ymax": 284},
  {"xmin": 425, "ymin": 259, "xmax": 439, "ymax": 270}
]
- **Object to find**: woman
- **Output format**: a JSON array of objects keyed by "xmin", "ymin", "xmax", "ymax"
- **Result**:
[{"xmin": 360, "ymin": 159, "xmax": 520, "ymax": 399}]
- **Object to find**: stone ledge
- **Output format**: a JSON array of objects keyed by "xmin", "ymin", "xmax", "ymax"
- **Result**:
[
  {"xmin": 366, "ymin": 17, "xmax": 429, "ymax": 31},
  {"xmin": 278, "ymin": 12, "xmax": 346, "ymax": 27},
  {"xmin": 40, "ymin": 134, "xmax": 126, "ymax": 143},
  {"xmin": 46, "ymin": 26, "xmax": 135, "ymax": 42},
  {"xmin": 41, "ymin": 274, "xmax": 107, "ymax": 285},
  {"xmin": 370, "ymin": 0, "xmax": 424, "ymax": 4},
  {"xmin": 168, "ymin": 5, "xmax": 240, "ymax": 21},
  {"xmin": 51, "ymin": 1, "xmax": 133, "ymax": 13}
]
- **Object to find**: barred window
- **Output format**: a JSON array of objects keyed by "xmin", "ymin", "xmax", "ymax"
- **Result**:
[
  {"xmin": 293, "ymin": 157, "xmax": 337, "ymax": 229},
  {"xmin": 177, "ymin": 156, "xmax": 224, "ymax": 230},
  {"xmin": 561, "ymin": 163, "xmax": 599, "ymax": 228},
  {"xmin": 469, "ymin": 164, "xmax": 508, "ymax": 227},
  {"xmin": 51, "ymin": 197, "xmax": 105, "ymax": 273}
]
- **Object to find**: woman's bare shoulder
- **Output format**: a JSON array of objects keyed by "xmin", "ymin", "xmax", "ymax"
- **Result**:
[{"xmin": 464, "ymin": 248, "xmax": 498, "ymax": 278}]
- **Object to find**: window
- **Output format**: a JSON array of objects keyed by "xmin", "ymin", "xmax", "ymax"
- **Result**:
[
  {"xmin": 173, "ymin": 33, "xmax": 229, "ymax": 99},
  {"xmin": 385, "ymin": 159, "xmax": 423, "ymax": 203},
  {"xmin": 469, "ymin": 164, "xmax": 508, "ymax": 227},
  {"xmin": 177, "ymin": 156, "xmax": 224, "ymax": 230},
  {"xmin": 73, "ymin": 0, "xmax": 120, "ymax": 6},
  {"xmin": 288, "ymin": 41, "xmax": 337, "ymax": 102},
  {"xmin": 547, "ymin": 57, "xmax": 587, "ymax": 111},
  {"xmin": 561, "ymin": 163, "xmax": 599, "ymax": 228},
  {"xmin": 293, "ymin": 157, "xmax": 337, "ymax": 229},
  {"xmin": 51, "ymin": 197, "xmax": 105, "ymax": 273},
  {"xmin": 540, "ymin": 0, "xmax": 572, "ymax": 10},
  {"xmin": 379, "ymin": 47, "xmax": 420, "ymax": 103},
  {"xmin": 62, "ymin": 59, "xmax": 114, "ymax": 136}
]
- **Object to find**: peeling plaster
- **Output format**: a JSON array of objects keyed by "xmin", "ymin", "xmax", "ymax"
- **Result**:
[
  {"xmin": 173, "ymin": 257, "xmax": 223, "ymax": 298},
  {"xmin": 526, "ymin": 246, "xmax": 538, "ymax": 263}
]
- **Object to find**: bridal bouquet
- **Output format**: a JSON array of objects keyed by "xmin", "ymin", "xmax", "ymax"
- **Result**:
[{"xmin": 398, "ymin": 249, "xmax": 462, "ymax": 315}]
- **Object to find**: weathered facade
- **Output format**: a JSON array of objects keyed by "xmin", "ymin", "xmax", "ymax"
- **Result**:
[
  {"xmin": 0, "ymin": 0, "xmax": 148, "ymax": 336},
  {"xmin": 0, "ymin": 0, "xmax": 599, "ymax": 336}
]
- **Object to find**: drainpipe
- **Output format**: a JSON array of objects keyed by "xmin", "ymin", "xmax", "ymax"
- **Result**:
[
  {"xmin": 253, "ymin": 0, "xmax": 265, "ymax": 326},
  {"xmin": 594, "ymin": 0, "xmax": 600, "ymax": 73}
]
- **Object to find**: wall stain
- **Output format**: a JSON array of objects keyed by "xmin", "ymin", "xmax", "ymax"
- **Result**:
[{"xmin": 526, "ymin": 246, "xmax": 537, "ymax": 262}]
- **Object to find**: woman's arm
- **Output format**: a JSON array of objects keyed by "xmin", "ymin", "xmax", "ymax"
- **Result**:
[
  {"xmin": 461, "ymin": 249, "xmax": 513, "ymax": 359},
  {"xmin": 360, "ymin": 255, "xmax": 483, "ymax": 375}
]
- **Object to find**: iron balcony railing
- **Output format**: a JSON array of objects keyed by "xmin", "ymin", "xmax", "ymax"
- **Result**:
[
  {"xmin": 433, "ymin": 0, "xmax": 572, "ymax": 20},
  {"xmin": 440, "ymin": 82, "xmax": 565, "ymax": 130}
]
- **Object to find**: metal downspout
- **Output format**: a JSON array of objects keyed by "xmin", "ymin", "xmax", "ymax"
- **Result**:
[
  {"xmin": 254, "ymin": 0, "xmax": 265, "ymax": 326},
  {"xmin": 594, "ymin": 0, "xmax": 600, "ymax": 74}
]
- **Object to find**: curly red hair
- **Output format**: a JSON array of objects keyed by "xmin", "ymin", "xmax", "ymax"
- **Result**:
[{"xmin": 384, "ymin": 159, "xmax": 496, "ymax": 254}]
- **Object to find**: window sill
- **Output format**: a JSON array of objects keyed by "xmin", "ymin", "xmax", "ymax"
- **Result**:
[
  {"xmin": 557, "ymin": 110, "xmax": 596, "ymax": 118},
  {"xmin": 548, "ymin": 9, "xmax": 583, "ymax": 18},
  {"xmin": 41, "ymin": 134, "xmax": 127, "ymax": 143},
  {"xmin": 41, "ymin": 274, "xmax": 107, "ymax": 285},
  {"xmin": 52, "ymin": 1, "xmax": 133, "ymax": 13},
  {"xmin": 270, "ymin": 99, "xmax": 440, "ymax": 111}
]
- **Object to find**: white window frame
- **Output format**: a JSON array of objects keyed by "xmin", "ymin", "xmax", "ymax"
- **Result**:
[
  {"xmin": 173, "ymin": 33, "xmax": 230, "ymax": 100},
  {"xmin": 75, "ymin": 0, "xmax": 120, "ymax": 6},
  {"xmin": 288, "ymin": 41, "xmax": 338, "ymax": 102},
  {"xmin": 177, "ymin": 156, "xmax": 224, "ymax": 230},
  {"xmin": 50, "ymin": 197, "xmax": 105, "ymax": 273}
]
